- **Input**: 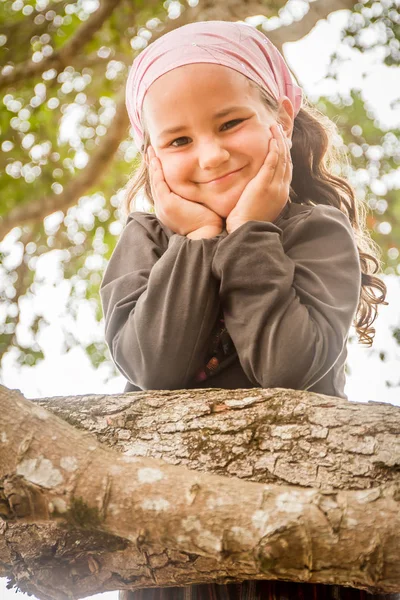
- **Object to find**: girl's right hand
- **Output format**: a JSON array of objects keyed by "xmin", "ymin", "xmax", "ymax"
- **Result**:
[{"xmin": 147, "ymin": 146, "xmax": 223, "ymax": 238}]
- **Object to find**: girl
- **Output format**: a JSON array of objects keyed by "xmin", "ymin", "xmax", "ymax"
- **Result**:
[{"xmin": 101, "ymin": 20, "xmax": 388, "ymax": 600}]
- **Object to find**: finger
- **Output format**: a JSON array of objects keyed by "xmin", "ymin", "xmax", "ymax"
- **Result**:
[
  {"xmin": 277, "ymin": 127, "xmax": 293, "ymax": 194},
  {"xmin": 256, "ymin": 130, "xmax": 279, "ymax": 184},
  {"xmin": 268, "ymin": 124, "xmax": 289, "ymax": 188},
  {"xmin": 275, "ymin": 124, "xmax": 289, "ymax": 176},
  {"xmin": 150, "ymin": 156, "xmax": 171, "ymax": 201},
  {"xmin": 280, "ymin": 129, "xmax": 293, "ymax": 183},
  {"xmin": 146, "ymin": 145, "xmax": 154, "ymax": 168},
  {"xmin": 285, "ymin": 147, "xmax": 293, "ymax": 182},
  {"xmin": 148, "ymin": 145, "xmax": 156, "ymax": 159},
  {"xmin": 280, "ymin": 126, "xmax": 293, "ymax": 165},
  {"xmin": 148, "ymin": 153, "xmax": 157, "ymax": 201}
]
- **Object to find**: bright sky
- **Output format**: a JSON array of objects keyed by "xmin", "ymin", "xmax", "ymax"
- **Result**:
[{"xmin": 1, "ymin": 6, "xmax": 400, "ymax": 600}]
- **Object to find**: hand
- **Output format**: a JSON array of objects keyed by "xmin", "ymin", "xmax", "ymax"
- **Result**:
[
  {"xmin": 147, "ymin": 146, "xmax": 223, "ymax": 238},
  {"xmin": 226, "ymin": 123, "xmax": 293, "ymax": 234}
]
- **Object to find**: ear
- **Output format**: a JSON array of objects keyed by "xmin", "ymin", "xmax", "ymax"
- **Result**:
[{"xmin": 277, "ymin": 96, "xmax": 294, "ymax": 140}]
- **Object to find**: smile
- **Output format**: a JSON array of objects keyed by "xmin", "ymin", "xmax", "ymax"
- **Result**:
[{"xmin": 201, "ymin": 167, "xmax": 244, "ymax": 184}]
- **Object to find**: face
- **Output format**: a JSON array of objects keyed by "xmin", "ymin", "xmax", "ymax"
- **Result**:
[{"xmin": 143, "ymin": 63, "xmax": 290, "ymax": 218}]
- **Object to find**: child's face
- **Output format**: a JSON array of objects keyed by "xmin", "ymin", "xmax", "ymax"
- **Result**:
[{"xmin": 143, "ymin": 63, "xmax": 286, "ymax": 218}]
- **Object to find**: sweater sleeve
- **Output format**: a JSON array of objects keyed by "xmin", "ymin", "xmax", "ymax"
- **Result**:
[
  {"xmin": 211, "ymin": 204, "xmax": 361, "ymax": 390},
  {"xmin": 100, "ymin": 212, "xmax": 222, "ymax": 390}
]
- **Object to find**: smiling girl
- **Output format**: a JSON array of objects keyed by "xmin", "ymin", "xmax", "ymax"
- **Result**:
[
  {"xmin": 100, "ymin": 20, "xmax": 388, "ymax": 600},
  {"xmin": 142, "ymin": 61, "xmax": 291, "ymax": 235}
]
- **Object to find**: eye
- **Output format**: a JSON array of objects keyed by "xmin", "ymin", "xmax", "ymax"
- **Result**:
[
  {"xmin": 221, "ymin": 119, "xmax": 244, "ymax": 130},
  {"xmin": 170, "ymin": 136, "xmax": 190, "ymax": 148},
  {"xmin": 169, "ymin": 119, "xmax": 245, "ymax": 148}
]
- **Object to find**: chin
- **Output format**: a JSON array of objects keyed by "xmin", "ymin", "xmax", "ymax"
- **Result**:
[
  {"xmin": 171, "ymin": 182, "xmax": 245, "ymax": 217},
  {"xmin": 206, "ymin": 190, "xmax": 244, "ymax": 218},
  {"xmin": 199, "ymin": 200, "xmax": 236, "ymax": 219},
  {"xmin": 213, "ymin": 205, "xmax": 236, "ymax": 218}
]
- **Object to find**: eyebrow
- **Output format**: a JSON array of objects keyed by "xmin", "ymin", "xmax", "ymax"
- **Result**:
[{"xmin": 159, "ymin": 105, "xmax": 248, "ymax": 138}]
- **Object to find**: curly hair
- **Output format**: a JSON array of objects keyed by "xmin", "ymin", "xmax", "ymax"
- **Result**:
[{"xmin": 122, "ymin": 81, "xmax": 387, "ymax": 347}]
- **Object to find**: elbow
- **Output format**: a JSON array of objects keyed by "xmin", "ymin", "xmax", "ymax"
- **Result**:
[
  {"xmin": 252, "ymin": 362, "xmax": 323, "ymax": 392},
  {"xmin": 242, "ymin": 352, "xmax": 310, "ymax": 391},
  {"xmin": 114, "ymin": 353, "xmax": 185, "ymax": 390},
  {"xmin": 111, "ymin": 331, "xmax": 188, "ymax": 391},
  {"xmin": 248, "ymin": 321, "xmax": 344, "ymax": 391}
]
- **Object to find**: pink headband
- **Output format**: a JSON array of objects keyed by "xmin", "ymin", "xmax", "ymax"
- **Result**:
[{"xmin": 125, "ymin": 20, "xmax": 303, "ymax": 153}]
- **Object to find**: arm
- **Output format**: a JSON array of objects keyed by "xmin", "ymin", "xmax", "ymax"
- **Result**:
[
  {"xmin": 100, "ymin": 212, "xmax": 222, "ymax": 390},
  {"xmin": 211, "ymin": 204, "xmax": 361, "ymax": 390}
]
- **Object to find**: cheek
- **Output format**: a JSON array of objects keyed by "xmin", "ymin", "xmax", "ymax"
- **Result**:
[
  {"xmin": 160, "ymin": 157, "xmax": 197, "ymax": 200},
  {"xmin": 226, "ymin": 126, "xmax": 271, "ymax": 180},
  {"xmin": 160, "ymin": 158, "xmax": 182, "ymax": 186},
  {"xmin": 161, "ymin": 156, "xmax": 201, "ymax": 203},
  {"xmin": 246, "ymin": 130, "xmax": 271, "ymax": 171}
]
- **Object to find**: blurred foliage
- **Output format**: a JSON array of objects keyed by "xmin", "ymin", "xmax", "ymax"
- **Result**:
[{"xmin": 0, "ymin": 0, "xmax": 399, "ymax": 379}]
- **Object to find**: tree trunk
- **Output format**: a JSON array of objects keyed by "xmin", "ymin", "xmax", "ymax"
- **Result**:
[{"xmin": 1, "ymin": 384, "xmax": 400, "ymax": 600}]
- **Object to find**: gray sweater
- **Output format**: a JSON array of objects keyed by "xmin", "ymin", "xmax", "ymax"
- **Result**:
[{"xmin": 100, "ymin": 201, "xmax": 361, "ymax": 400}]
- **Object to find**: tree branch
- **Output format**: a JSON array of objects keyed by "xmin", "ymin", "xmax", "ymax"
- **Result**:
[
  {"xmin": 267, "ymin": 0, "xmax": 359, "ymax": 50},
  {"xmin": 36, "ymin": 387, "xmax": 400, "ymax": 490},
  {"xmin": 0, "ymin": 0, "xmax": 123, "ymax": 91},
  {"xmin": 1, "ymin": 385, "xmax": 400, "ymax": 599},
  {"xmin": 152, "ymin": 0, "xmax": 359, "ymax": 53},
  {"xmin": 0, "ymin": 89, "xmax": 129, "ymax": 242}
]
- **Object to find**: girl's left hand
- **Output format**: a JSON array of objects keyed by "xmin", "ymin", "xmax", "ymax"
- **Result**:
[{"xmin": 226, "ymin": 123, "xmax": 293, "ymax": 234}]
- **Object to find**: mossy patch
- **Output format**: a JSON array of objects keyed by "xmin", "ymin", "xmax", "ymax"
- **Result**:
[{"xmin": 65, "ymin": 497, "xmax": 102, "ymax": 529}]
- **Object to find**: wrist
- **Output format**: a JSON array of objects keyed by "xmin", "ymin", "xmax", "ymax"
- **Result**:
[
  {"xmin": 226, "ymin": 219, "xmax": 248, "ymax": 234},
  {"xmin": 187, "ymin": 224, "xmax": 222, "ymax": 239}
]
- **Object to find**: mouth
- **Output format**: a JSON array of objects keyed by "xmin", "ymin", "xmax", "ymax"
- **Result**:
[{"xmin": 200, "ymin": 167, "xmax": 244, "ymax": 184}]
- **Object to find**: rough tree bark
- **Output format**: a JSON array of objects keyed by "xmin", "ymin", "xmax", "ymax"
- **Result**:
[{"xmin": 1, "ymin": 384, "xmax": 400, "ymax": 599}]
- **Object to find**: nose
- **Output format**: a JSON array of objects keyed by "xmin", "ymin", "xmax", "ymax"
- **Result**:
[{"xmin": 197, "ymin": 137, "xmax": 230, "ymax": 170}]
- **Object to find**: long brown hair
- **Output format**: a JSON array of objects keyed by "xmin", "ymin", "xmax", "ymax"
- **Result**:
[{"xmin": 122, "ymin": 82, "xmax": 387, "ymax": 347}]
